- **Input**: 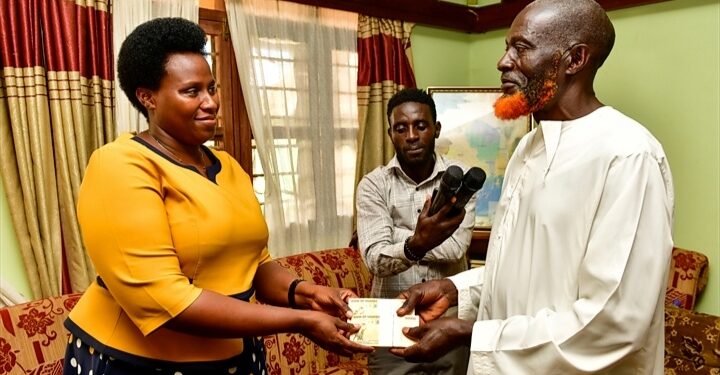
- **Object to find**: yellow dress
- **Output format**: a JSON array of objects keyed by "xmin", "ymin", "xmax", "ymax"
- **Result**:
[{"xmin": 66, "ymin": 134, "xmax": 271, "ymax": 365}]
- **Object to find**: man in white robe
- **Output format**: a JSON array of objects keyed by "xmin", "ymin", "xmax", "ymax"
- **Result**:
[{"xmin": 389, "ymin": 0, "xmax": 674, "ymax": 374}]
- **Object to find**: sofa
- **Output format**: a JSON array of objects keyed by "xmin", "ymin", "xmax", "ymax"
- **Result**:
[
  {"xmin": 0, "ymin": 247, "xmax": 717, "ymax": 374},
  {"xmin": 0, "ymin": 248, "xmax": 372, "ymax": 375},
  {"xmin": 663, "ymin": 248, "xmax": 720, "ymax": 374}
]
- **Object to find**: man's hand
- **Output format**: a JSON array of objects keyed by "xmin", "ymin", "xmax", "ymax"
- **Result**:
[
  {"xmin": 396, "ymin": 279, "xmax": 458, "ymax": 323},
  {"xmin": 296, "ymin": 284, "xmax": 355, "ymax": 320},
  {"xmin": 298, "ymin": 310, "xmax": 375, "ymax": 356},
  {"xmin": 389, "ymin": 317, "xmax": 473, "ymax": 362},
  {"xmin": 408, "ymin": 197, "xmax": 466, "ymax": 257}
]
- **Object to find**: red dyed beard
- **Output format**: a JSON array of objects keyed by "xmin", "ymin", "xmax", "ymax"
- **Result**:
[
  {"xmin": 494, "ymin": 59, "xmax": 560, "ymax": 120},
  {"xmin": 494, "ymin": 80, "xmax": 557, "ymax": 120}
]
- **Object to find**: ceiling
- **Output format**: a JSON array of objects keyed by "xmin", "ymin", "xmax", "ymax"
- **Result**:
[{"xmin": 283, "ymin": 0, "xmax": 673, "ymax": 33}]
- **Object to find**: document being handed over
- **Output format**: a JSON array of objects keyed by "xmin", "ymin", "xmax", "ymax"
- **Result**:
[{"xmin": 347, "ymin": 298, "xmax": 419, "ymax": 347}]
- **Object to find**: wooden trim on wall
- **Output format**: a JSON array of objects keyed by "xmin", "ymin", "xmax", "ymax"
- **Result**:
[
  {"xmin": 199, "ymin": 7, "xmax": 225, "ymax": 22},
  {"xmin": 199, "ymin": 8, "xmax": 253, "ymax": 172},
  {"xmin": 284, "ymin": 0, "xmax": 480, "ymax": 32},
  {"xmin": 281, "ymin": 0, "xmax": 673, "ymax": 33}
]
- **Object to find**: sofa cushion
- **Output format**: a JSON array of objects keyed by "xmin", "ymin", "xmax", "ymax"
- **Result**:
[
  {"xmin": 314, "ymin": 356, "xmax": 368, "ymax": 374},
  {"xmin": 664, "ymin": 305, "xmax": 720, "ymax": 374},
  {"xmin": 24, "ymin": 358, "xmax": 64, "ymax": 375},
  {"xmin": 264, "ymin": 247, "xmax": 372, "ymax": 375}
]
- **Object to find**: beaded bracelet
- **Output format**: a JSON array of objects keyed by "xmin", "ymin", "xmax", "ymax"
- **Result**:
[
  {"xmin": 404, "ymin": 237, "xmax": 424, "ymax": 262},
  {"xmin": 288, "ymin": 278, "xmax": 305, "ymax": 309}
]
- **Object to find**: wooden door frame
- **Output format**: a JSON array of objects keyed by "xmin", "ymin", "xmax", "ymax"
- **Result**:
[{"xmin": 199, "ymin": 8, "xmax": 253, "ymax": 173}]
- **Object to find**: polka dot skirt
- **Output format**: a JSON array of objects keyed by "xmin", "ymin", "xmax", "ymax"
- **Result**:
[{"xmin": 63, "ymin": 334, "xmax": 267, "ymax": 375}]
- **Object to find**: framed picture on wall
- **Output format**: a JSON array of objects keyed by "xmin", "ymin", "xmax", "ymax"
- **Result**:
[{"xmin": 427, "ymin": 86, "xmax": 533, "ymax": 232}]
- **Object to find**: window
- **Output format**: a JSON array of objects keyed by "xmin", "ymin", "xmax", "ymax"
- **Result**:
[
  {"xmin": 200, "ymin": 8, "xmax": 358, "ymax": 225},
  {"xmin": 199, "ymin": 9, "xmax": 253, "ymax": 172},
  {"xmin": 249, "ymin": 34, "xmax": 358, "ymax": 216}
]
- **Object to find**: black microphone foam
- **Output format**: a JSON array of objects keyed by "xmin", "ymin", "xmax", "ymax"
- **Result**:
[
  {"xmin": 428, "ymin": 165, "xmax": 463, "ymax": 216},
  {"xmin": 449, "ymin": 167, "xmax": 486, "ymax": 216}
]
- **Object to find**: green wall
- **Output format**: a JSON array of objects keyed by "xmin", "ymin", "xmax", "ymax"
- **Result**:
[
  {"xmin": 412, "ymin": 26, "xmax": 472, "ymax": 89},
  {"xmin": 0, "ymin": 178, "xmax": 33, "ymax": 301},
  {"xmin": 601, "ymin": 0, "xmax": 719, "ymax": 315},
  {"xmin": 413, "ymin": 0, "xmax": 720, "ymax": 315}
]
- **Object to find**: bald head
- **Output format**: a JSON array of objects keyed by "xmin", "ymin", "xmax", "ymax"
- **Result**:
[{"xmin": 522, "ymin": 0, "xmax": 615, "ymax": 69}]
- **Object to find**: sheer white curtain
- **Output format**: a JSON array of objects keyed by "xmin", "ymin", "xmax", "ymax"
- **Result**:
[
  {"xmin": 112, "ymin": 0, "xmax": 199, "ymax": 136},
  {"xmin": 226, "ymin": 0, "xmax": 359, "ymax": 257}
]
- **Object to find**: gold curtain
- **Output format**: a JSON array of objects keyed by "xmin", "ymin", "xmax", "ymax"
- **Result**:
[
  {"xmin": 354, "ymin": 16, "xmax": 416, "ymax": 186},
  {"xmin": 0, "ymin": 0, "xmax": 114, "ymax": 298}
]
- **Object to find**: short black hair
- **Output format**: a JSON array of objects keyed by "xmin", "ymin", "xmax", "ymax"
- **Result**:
[
  {"xmin": 117, "ymin": 17, "xmax": 208, "ymax": 119},
  {"xmin": 386, "ymin": 88, "xmax": 437, "ymax": 126}
]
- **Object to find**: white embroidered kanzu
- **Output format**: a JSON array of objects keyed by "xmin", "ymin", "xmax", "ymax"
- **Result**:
[{"xmin": 449, "ymin": 107, "xmax": 674, "ymax": 375}]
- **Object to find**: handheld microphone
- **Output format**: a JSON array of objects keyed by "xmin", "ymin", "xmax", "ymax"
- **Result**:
[
  {"xmin": 449, "ymin": 167, "xmax": 486, "ymax": 216},
  {"xmin": 428, "ymin": 165, "xmax": 463, "ymax": 216}
]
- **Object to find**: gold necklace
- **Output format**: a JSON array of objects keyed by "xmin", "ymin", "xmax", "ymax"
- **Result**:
[{"xmin": 150, "ymin": 133, "xmax": 206, "ymax": 169}]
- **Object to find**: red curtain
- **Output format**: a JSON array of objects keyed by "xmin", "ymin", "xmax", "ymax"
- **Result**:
[
  {"xmin": 0, "ymin": 0, "xmax": 114, "ymax": 298},
  {"xmin": 354, "ymin": 16, "xmax": 416, "ymax": 186},
  {"xmin": 1, "ymin": 0, "xmax": 113, "ymax": 78},
  {"xmin": 357, "ymin": 20, "xmax": 416, "ymax": 90}
]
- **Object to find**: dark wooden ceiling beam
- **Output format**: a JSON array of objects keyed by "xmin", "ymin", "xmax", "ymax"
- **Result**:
[
  {"xmin": 282, "ymin": 0, "xmax": 480, "ymax": 32},
  {"xmin": 469, "ymin": 0, "xmax": 674, "ymax": 33},
  {"xmin": 281, "ymin": 0, "xmax": 674, "ymax": 34},
  {"xmin": 469, "ymin": 0, "xmax": 531, "ymax": 32},
  {"xmin": 597, "ymin": 0, "xmax": 673, "ymax": 11}
]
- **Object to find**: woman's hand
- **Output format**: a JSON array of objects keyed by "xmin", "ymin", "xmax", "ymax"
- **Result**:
[
  {"xmin": 298, "ymin": 310, "xmax": 374, "ymax": 356},
  {"xmin": 296, "ymin": 284, "xmax": 356, "ymax": 320}
]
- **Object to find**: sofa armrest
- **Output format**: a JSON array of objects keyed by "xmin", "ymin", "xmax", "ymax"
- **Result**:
[
  {"xmin": 666, "ymin": 247, "xmax": 709, "ymax": 310},
  {"xmin": 665, "ymin": 305, "xmax": 720, "ymax": 372}
]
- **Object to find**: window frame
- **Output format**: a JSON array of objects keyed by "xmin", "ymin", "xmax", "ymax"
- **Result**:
[{"xmin": 199, "ymin": 8, "xmax": 253, "ymax": 173}]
